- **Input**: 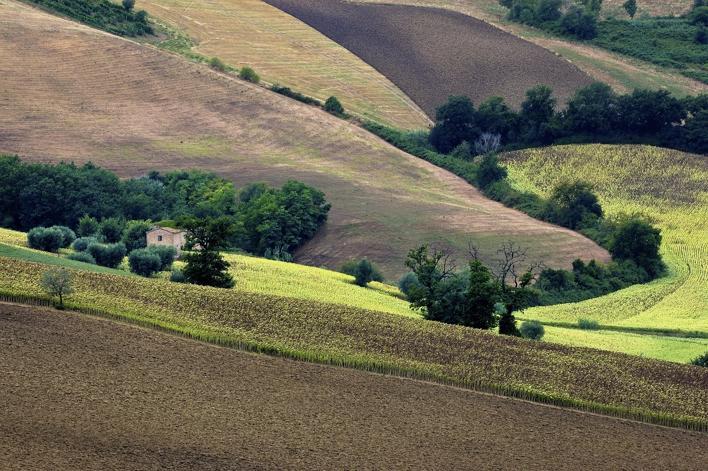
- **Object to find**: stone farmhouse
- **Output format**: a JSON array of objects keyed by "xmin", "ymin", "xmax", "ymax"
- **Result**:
[{"xmin": 146, "ymin": 226, "xmax": 187, "ymax": 255}]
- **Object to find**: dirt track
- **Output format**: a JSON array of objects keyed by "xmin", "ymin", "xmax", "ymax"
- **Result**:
[
  {"xmin": 0, "ymin": 0, "xmax": 609, "ymax": 278},
  {"xmin": 1, "ymin": 303, "xmax": 706, "ymax": 470},
  {"xmin": 266, "ymin": 0, "xmax": 594, "ymax": 112}
]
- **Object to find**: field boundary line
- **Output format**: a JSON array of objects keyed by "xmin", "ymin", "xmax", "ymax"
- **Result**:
[{"xmin": 1, "ymin": 294, "xmax": 705, "ymax": 433}]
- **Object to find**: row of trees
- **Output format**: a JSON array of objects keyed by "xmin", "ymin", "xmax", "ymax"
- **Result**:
[
  {"xmin": 429, "ymin": 84, "xmax": 707, "ymax": 155},
  {"xmin": 0, "ymin": 158, "xmax": 330, "ymax": 260},
  {"xmin": 501, "ymin": 0, "xmax": 602, "ymax": 39}
]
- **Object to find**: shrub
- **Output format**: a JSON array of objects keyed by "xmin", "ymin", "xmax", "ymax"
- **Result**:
[
  {"xmin": 67, "ymin": 252, "xmax": 96, "ymax": 264},
  {"xmin": 77, "ymin": 215, "xmax": 100, "ymax": 237},
  {"xmin": 52, "ymin": 226, "xmax": 76, "ymax": 247},
  {"xmin": 129, "ymin": 248, "xmax": 162, "ymax": 277},
  {"xmin": 610, "ymin": 218, "xmax": 664, "ymax": 278},
  {"xmin": 578, "ymin": 318, "xmax": 599, "ymax": 330},
  {"xmin": 270, "ymin": 85, "xmax": 321, "ymax": 106},
  {"xmin": 122, "ymin": 0, "xmax": 135, "ymax": 11},
  {"xmin": 545, "ymin": 181, "xmax": 603, "ymax": 230},
  {"xmin": 520, "ymin": 320, "xmax": 545, "ymax": 340},
  {"xmin": 71, "ymin": 236, "xmax": 97, "ymax": 252},
  {"xmin": 27, "ymin": 227, "xmax": 64, "ymax": 253},
  {"xmin": 324, "ymin": 96, "xmax": 345, "ymax": 116},
  {"xmin": 690, "ymin": 6, "xmax": 708, "ymax": 26},
  {"xmin": 354, "ymin": 259, "xmax": 376, "ymax": 287},
  {"xmin": 239, "ymin": 66, "xmax": 260, "ymax": 83},
  {"xmin": 209, "ymin": 57, "xmax": 227, "ymax": 72},
  {"xmin": 147, "ymin": 245, "xmax": 176, "ymax": 271},
  {"xmin": 122, "ymin": 219, "xmax": 152, "ymax": 252},
  {"xmin": 341, "ymin": 259, "xmax": 384, "ymax": 283},
  {"xmin": 398, "ymin": 272, "xmax": 420, "ymax": 298},
  {"xmin": 170, "ymin": 268, "xmax": 187, "ymax": 283},
  {"xmin": 476, "ymin": 153, "xmax": 507, "ymax": 188},
  {"xmin": 561, "ymin": 7, "xmax": 598, "ymax": 40},
  {"xmin": 690, "ymin": 352, "xmax": 708, "ymax": 367},
  {"xmin": 450, "ymin": 141, "xmax": 473, "ymax": 160},
  {"xmin": 99, "ymin": 217, "xmax": 125, "ymax": 243},
  {"xmin": 88, "ymin": 242, "xmax": 127, "ymax": 268}
]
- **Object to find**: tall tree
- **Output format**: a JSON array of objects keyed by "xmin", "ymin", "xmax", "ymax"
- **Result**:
[{"xmin": 181, "ymin": 216, "xmax": 236, "ymax": 288}]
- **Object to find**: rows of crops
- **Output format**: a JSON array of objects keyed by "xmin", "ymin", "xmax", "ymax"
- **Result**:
[
  {"xmin": 0, "ymin": 254, "xmax": 705, "ymax": 429},
  {"xmin": 504, "ymin": 145, "xmax": 708, "ymax": 342}
]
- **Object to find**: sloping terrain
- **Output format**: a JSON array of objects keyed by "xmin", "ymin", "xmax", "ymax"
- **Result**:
[
  {"xmin": 352, "ymin": 0, "xmax": 707, "ymax": 97},
  {"xmin": 602, "ymin": 0, "xmax": 692, "ymax": 17},
  {"xmin": 0, "ymin": 0, "xmax": 608, "ymax": 278},
  {"xmin": 3, "ymin": 304, "xmax": 706, "ymax": 470},
  {"xmin": 504, "ymin": 145, "xmax": 708, "ymax": 343},
  {"xmin": 139, "ymin": 0, "xmax": 429, "ymax": 129},
  {"xmin": 266, "ymin": 0, "xmax": 594, "ymax": 112},
  {"xmin": 1, "ymin": 254, "xmax": 706, "ymax": 427}
]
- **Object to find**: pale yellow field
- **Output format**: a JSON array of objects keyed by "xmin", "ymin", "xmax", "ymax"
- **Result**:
[{"xmin": 141, "ymin": 0, "xmax": 429, "ymax": 129}]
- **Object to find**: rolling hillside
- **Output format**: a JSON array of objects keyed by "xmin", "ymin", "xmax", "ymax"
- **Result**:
[
  {"xmin": 351, "ymin": 0, "xmax": 707, "ymax": 98},
  {"xmin": 3, "ymin": 303, "xmax": 706, "ymax": 470},
  {"xmin": 503, "ymin": 145, "xmax": 708, "ymax": 355},
  {"xmin": 267, "ymin": 0, "xmax": 594, "ymax": 111},
  {"xmin": 0, "ymin": 0, "xmax": 608, "ymax": 278},
  {"xmin": 139, "ymin": 0, "xmax": 429, "ymax": 129}
]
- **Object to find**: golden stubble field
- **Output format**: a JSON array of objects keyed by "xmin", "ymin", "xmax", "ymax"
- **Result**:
[
  {"xmin": 0, "ymin": 0, "xmax": 609, "ymax": 278},
  {"xmin": 140, "ymin": 0, "xmax": 430, "ymax": 129}
]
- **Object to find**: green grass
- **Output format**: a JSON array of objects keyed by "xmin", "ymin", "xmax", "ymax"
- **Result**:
[{"xmin": 0, "ymin": 244, "xmax": 132, "ymax": 277}]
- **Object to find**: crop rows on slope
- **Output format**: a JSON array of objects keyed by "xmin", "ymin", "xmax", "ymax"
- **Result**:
[
  {"xmin": 140, "ymin": 0, "xmax": 429, "ymax": 129},
  {"xmin": 504, "ymin": 145, "xmax": 708, "ymax": 336},
  {"xmin": 0, "ymin": 256, "xmax": 705, "ymax": 430}
]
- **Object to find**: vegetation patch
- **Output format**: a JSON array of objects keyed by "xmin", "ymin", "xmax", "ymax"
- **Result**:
[{"xmin": 25, "ymin": 0, "xmax": 153, "ymax": 36}]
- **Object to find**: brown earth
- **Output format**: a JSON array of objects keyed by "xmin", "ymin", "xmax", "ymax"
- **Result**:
[
  {"xmin": 1, "ymin": 303, "xmax": 707, "ymax": 470},
  {"xmin": 265, "ymin": 0, "xmax": 594, "ymax": 112},
  {"xmin": 0, "ymin": 0, "xmax": 609, "ymax": 278}
]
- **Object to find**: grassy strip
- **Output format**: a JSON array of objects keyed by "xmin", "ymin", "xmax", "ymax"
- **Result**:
[
  {"xmin": 1, "ymin": 291, "xmax": 704, "ymax": 432},
  {"xmin": 526, "ymin": 318, "xmax": 708, "ymax": 339},
  {"xmin": 0, "ymin": 244, "xmax": 133, "ymax": 277}
]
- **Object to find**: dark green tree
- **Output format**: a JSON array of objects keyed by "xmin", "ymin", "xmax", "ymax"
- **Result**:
[
  {"xmin": 545, "ymin": 181, "xmax": 603, "ymax": 230},
  {"xmin": 324, "ymin": 96, "xmax": 345, "ymax": 116},
  {"xmin": 181, "ymin": 217, "xmax": 236, "ymax": 288},
  {"xmin": 429, "ymin": 96, "xmax": 481, "ymax": 153},
  {"xmin": 561, "ymin": 6, "xmax": 598, "ymax": 40},
  {"xmin": 128, "ymin": 248, "xmax": 162, "ymax": 277},
  {"xmin": 354, "ymin": 259, "xmax": 375, "ymax": 287},
  {"xmin": 77, "ymin": 215, "xmax": 99, "ymax": 237},
  {"xmin": 536, "ymin": 0, "xmax": 562, "ymax": 21},
  {"xmin": 623, "ymin": 0, "xmax": 637, "ymax": 18},
  {"xmin": 99, "ymin": 217, "xmax": 125, "ymax": 243},
  {"xmin": 476, "ymin": 96, "xmax": 519, "ymax": 142},
  {"xmin": 122, "ymin": 219, "xmax": 153, "ymax": 252},
  {"xmin": 463, "ymin": 260, "xmax": 501, "ymax": 329},
  {"xmin": 610, "ymin": 218, "xmax": 664, "ymax": 278},
  {"xmin": 563, "ymin": 82, "xmax": 619, "ymax": 135},
  {"xmin": 476, "ymin": 153, "xmax": 508, "ymax": 188},
  {"xmin": 520, "ymin": 85, "xmax": 557, "ymax": 144}
]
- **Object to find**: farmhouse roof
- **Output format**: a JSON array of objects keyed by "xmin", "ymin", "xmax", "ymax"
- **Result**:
[{"xmin": 148, "ymin": 226, "xmax": 184, "ymax": 234}]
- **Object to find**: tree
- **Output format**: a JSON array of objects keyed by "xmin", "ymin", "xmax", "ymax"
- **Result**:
[
  {"xmin": 324, "ymin": 96, "xmax": 345, "ymax": 116},
  {"xmin": 181, "ymin": 217, "xmax": 236, "ymax": 288},
  {"xmin": 497, "ymin": 304, "xmax": 521, "ymax": 336},
  {"xmin": 41, "ymin": 268, "xmax": 74, "ymax": 309},
  {"xmin": 354, "ymin": 259, "xmax": 375, "ymax": 287},
  {"xmin": 610, "ymin": 218, "xmax": 664, "ymax": 278},
  {"xmin": 88, "ymin": 242, "xmax": 127, "ymax": 268},
  {"xmin": 520, "ymin": 85, "xmax": 556, "ymax": 144},
  {"xmin": 128, "ymin": 249, "xmax": 162, "ymax": 277},
  {"xmin": 122, "ymin": 0, "xmax": 135, "ymax": 11},
  {"xmin": 99, "ymin": 217, "xmax": 125, "ymax": 243},
  {"xmin": 536, "ymin": 0, "xmax": 562, "ymax": 22},
  {"xmin": 398, "ymin": 272, "xmax": 420, "ymax": 298},
  {"xmin": 563, "ymin": 83, "xmax": 619, "ymax": 136},
  {"xmin": 623, "ymin": 0, "xmax": 637, "ymax": 18},
  {"xmin": 122, "ymin": 220, "xmax": 153, "ymax": 252},
  {"xmin": 690, "ymin": 352, "xmax": 708, "ymax": 367},
  {"xmin": 239, "ymin": 66, "xmax": 260, "ymax": 83},
  {"xmin": 463, "ymin": 260, "xmax": 500, "ymax": 329},
  {"xmin": 690, "ymin": 6, "xmax": 708, "ymax": 26},
  {"xmin": 545, "ymin": 181, "xmax": 603, "ymax": 230},
  {"xmin": 27, "ymin": 227, "xmax": 65, "ymax": 253},
  {"xmin": 405, "ymin": 245, "xmax": 454, "ymax": 316},
  {"xmin": 618, "ymin": 89, "xmax": 686, "ymax": 135},
  {"xmin": 476, "ymin": 96, "xmax": 519, "ymax": 142},
  {"xmin": 429, "ymin": 96, "xmax": 480, "ymax": 153},
  {"xmin": 561, "ymin": 7, "xmax": 598, "ymax": 40}
]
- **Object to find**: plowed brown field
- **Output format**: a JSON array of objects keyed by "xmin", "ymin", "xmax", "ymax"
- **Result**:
[
  {"xmin": 266, "ymin": 0, "xmax": 594, "ymax": 112},
  {"xmin": 0, "ymin": 0, "xmax": 609, "ymax": 278},
  {"xmin": 1, "ymin": 303, "xmax": 706, "ymax": 470}
]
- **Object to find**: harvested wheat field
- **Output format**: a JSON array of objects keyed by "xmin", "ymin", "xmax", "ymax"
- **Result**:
[
  {"xmin": 1, "ymin": 303, "xmax": 706, "ymax": 470},
  {"xmin": 266, "ymin": 0, "xmax": 594, "ymax": 112},
  {"xmin": 602, "ymin": 0, "xmax": 692, "ymax": 18},
  {"xmin": 140, "ymin": 0, "xmax": 429, "ymax": 129},
  {"xmin": 0, "ymin": 0, "xmax": 608, "ymax": 278}
]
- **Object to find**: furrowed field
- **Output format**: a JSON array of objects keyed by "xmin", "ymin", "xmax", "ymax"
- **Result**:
[
  {"xmin": 0, "ymin": 242, "xmax": 706, "ymax": 429},
  {"xmin": 503, "ymin": 145, "xmax": 708, "ymax": 360}
]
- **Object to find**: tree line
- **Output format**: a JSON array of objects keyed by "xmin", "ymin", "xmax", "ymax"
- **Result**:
[{"xmin": 429, "ymin": 83, "xmax": 707, "ymax": 155}]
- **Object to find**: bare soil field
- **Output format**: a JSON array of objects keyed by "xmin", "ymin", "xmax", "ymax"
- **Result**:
[
  {"xmin": 139, "ymin": 0, "xmax": 429, "ymax": 129},
  {"xmin": 352, "ymin": 0, "xmax": 708, "ymax": 97},
  {"xmin": 1, "ymin": 303, "xmax": 706, "ymax": 470},
  {"xmin": 266, "ymin": 0, "xmax": 594, "ymax": 112},
  {"xmin": 0, "ymin": 0, "xmax": 608, "ymax": 278}
]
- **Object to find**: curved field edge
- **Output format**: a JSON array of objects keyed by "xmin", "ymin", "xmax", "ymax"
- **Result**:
[
  {"xmin": 351, "ymin": 0, "xmax": 707, "ymax": 98},
  {"xmin": 502, "ymin": 145, "xmax": 708, "ymax": 337},
  {"xmin": 0, "ymin": 256, "xmax": 705, "ymax": 430},
  {"xmin": 0, "ymin": 0, "xmax": 609, "ymax": 280},
  {"xmin": 138, "ymin": 0, "xmax": 429, "ymax": 129}
]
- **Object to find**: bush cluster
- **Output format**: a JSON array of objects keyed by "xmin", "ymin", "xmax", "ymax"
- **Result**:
[
  {"xmin": 27, "ymin": 0, "xmax": 153, "ymax": 36},
  {"xmin": 27, "ymin": 226, "xmax": 75, "ymax": 252},
  {"xmin": 88, "ymin": 242, "xmax": 127, "ymax": 268}
]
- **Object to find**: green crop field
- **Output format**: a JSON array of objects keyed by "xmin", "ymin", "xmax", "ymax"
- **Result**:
[
  {"xmin": 503, "ymin": 145, "xmax": 708, "ymax": 361},
  {"xmin": 0, "ymin": 249, "xmax": 706, "ymax": 430}
]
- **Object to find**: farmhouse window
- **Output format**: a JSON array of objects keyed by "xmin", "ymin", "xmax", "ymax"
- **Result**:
[{"xmin": 158, "ymin": 235, "xmax": 163, "ymax": 241}]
